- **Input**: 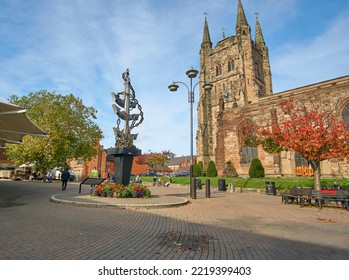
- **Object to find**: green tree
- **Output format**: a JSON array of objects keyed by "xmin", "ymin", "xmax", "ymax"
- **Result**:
[
  {"xmin": 248, "ymin": 158, "xmax": 265, "ymax": 178},
  {"xmin": 206, "ymin": 160, "xmax": 217, "ymax": 177},
  {"xmin": 6, "ymin": 90, "xmax": 103, "ymax": 171},
  {"xmin": 197, "ymin": 161, "xmax": 204, "ymax": 176},
  {"xmin": 193, "ymin": 163, "xmax": 202, "ymax": 177},
  {"xmin": 223, "ymin": 160, "xmax": 238, "ymax": 177}
]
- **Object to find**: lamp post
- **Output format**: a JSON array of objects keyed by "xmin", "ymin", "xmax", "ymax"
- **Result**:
[{"xmin": 168, "ymin": 67, "xmax": 212, "ymax": 199}]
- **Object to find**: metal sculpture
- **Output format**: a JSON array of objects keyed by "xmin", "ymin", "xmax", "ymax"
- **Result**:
[
  {"xmin": 111, "ymin": 68, "xmax": 144, "ymax": 148},
  {"xmin": 107, "ymin": 69, "xmax": 143, "ymax": 186}
]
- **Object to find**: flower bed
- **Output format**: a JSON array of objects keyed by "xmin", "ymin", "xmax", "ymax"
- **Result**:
[{"xmin": 91, "ymin": 183, "xmax": 151, "ymax": 198}]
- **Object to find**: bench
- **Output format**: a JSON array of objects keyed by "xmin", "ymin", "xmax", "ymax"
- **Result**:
[
  {"xmin": 312, "ymin": 190, "xmax": 349, "ymax": 210},
  {"xmin": 282, "ymin": 188, "xmax": 349, "ymax": 210},
  {"xmin": 281, "ymin": 187, "xmax": 312, "ymax": 206},
  {"xmin": 79, "ymin": 177, "xmax": 106, "ymax": 194},
  {"xmin": 281, "ymin": 188, "xmax": 298, "ymax": 204}
]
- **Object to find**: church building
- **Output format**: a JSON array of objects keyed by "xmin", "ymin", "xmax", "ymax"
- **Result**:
[{"xmin": 196, "ymin": 0, "xmax": 349, "ymax": 178}]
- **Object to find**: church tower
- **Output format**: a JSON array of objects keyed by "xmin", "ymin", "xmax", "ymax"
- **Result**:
[{"xmin": 197, "ymin": 0, "xmax": 273, "ymax": 172}]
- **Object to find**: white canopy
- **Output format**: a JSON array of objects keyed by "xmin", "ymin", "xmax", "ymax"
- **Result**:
[{"xmin": 0, "ymin": 101, "xmax": 48, "ymax": 146}]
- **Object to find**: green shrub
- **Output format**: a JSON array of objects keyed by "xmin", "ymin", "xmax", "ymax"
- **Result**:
[
  {"xmin": 198, "ymin": 161, "xmax": 204, "ymax": 176},
  {"xmin": 223, "ymin": 160, "xmax": 238, "ymax": 177},
  {"xmin": 206, "ymin": 160, "xmax": 217, "ymax": 177},
  {"xmin": 144, "ymin": 187, "xmax": 152, "ymax": 198},
  {"xmin": 193, "ymin": 163, "xmax": 202, "ymax": 177},
  {"xmin": 248, "ymin": 158, "xmax": 265, "ymax": 178}
]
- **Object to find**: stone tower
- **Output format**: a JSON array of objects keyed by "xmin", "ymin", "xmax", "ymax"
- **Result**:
[{"xmin": 197, "ymin": 0, "xmax": 272, "ymax": 171}]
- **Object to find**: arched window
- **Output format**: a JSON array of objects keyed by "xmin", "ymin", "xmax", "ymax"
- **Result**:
[
  {"xmin": 240, "ymin": 146, "xmax": 258, "ymax": 164},
  {"xmin": 238, "ymin": 119, "xmax": 258, "ymax": 164},
  {"xmin": 295, "ymin": 152, "xmax": 308, "ymax": 167},
  {"xmin": 215, "ymin": 64, "xmax": 222, "ymax": 76},
  {"xmin": 255, "ymin": 62, "xmax": 262, "ymax": 79},
  {"xmin": 227, "ymin": 59, "xmax": 234, "ymax": 72},
  {"xmin": 342, "ymin": 102, "xmax": 349, "ymax": 130}
]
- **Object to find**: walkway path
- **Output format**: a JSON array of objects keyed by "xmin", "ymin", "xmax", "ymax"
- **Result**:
[{"xmin": 0, "ymin": 180, "xmax": 349, "ymax": 260}]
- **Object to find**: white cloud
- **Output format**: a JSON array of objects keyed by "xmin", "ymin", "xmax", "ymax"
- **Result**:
[
  {"xmin": 0, "ymin": 0, "xmax": 348, "ymax": 156},
  {"xmin": 272, "ymin": 10, "xmax": 349, "ymax": 92}
]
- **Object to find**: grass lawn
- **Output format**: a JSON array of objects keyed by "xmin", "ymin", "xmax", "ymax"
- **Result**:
[{"xmin": 138, "ymin": 175, "xmax": 349, "ymax": 191}]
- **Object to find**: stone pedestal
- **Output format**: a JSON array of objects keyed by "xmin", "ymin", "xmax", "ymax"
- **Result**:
[{"xmin": 107, "ymin": 147, "xmax": 141, "ymax": 186}]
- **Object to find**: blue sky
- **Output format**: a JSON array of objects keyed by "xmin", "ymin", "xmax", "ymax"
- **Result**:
[{"xmin": 1, "ymin": 0, "xmax": 349, "ymax": 157}]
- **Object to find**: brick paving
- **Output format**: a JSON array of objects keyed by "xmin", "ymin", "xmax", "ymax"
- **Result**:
[{"xmin": 0, "ymin": 180, "xmax": 349, "ymax": 260}]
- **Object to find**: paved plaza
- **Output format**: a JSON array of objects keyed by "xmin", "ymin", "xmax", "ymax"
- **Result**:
[{"xmin": 0, "ymin": 180, "xmax": 349, "ymax": 260}]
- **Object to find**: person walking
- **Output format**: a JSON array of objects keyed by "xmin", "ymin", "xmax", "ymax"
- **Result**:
[
  {"xmin": 61, "ymin": 168, "xmax": 70, "ymax": 191},
  {"xmin": 45, "ymin": 171, "xmax": 53, "ymax": 183}
]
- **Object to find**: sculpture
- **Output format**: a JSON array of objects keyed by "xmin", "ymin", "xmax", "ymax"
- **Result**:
[
  {"xmin": 112, "ymin": 68, "xmax": 144, "ymax": 148},
  {"xmin": 107, "ymin": 69, "xmax": 143, "ymax": 185}
]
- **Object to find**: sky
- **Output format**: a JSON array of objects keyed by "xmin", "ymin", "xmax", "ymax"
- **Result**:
[{"xmin": 0, "ymin": 0, "xmax": 349, "ymax": 157}]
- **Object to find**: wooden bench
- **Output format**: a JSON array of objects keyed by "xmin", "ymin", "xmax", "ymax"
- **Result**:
[
  {"xmin": 281, "ymin": 187, "xmax": 312, "ymax": 206},
  {"xmin": 312, "ymin": 190, "xmax": 349, "ymax": 210},
  {"xmin": 281, "ymin": 188, "xmax": 349, "ymax": 210}
]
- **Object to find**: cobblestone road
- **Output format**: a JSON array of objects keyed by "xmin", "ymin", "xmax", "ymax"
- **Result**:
[{"xmin": 1, "ymin": 180, "xmax": 349, "ymax": 260}]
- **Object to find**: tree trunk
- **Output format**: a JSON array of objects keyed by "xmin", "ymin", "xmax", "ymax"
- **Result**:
[{"xmin": 310, "ymin": 160, "xmax": 321, "ymax": 190}]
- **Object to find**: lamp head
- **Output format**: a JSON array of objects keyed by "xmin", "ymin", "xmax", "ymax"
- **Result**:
[
  {"xmin": 186, "ymin": 67, "xmax": 198, "ymax": 79},
  {"xmin": 203, "ymin": 82, "xmax": 213, "ymax": 91},
  {"xmin": 168, "ymin": 82, "xmax": 179, "ymax": 92}
]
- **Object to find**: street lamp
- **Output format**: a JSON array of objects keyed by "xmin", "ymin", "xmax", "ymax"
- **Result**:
[{"xmin": 168, "ymin": 67, "xmax": 213, "ymax": 199}]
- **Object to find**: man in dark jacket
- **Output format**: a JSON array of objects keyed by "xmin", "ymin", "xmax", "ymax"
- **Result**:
[{"xmin": 61, "ymin": 168, "xmax": 70, "ymax": 191}]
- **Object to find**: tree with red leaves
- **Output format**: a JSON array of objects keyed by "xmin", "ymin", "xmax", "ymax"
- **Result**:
[
  {"xmin": 135, "ymin": 150, "xmax": 175, "ymax": 174},
  {"xmin": 262, "ymin": 97, "xmax": 349, "ymax": 190}
]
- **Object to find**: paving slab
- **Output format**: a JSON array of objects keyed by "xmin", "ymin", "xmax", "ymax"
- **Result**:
[{"xmin": 1, "ymin": 180, "xmax": 349, "ymax": 260}]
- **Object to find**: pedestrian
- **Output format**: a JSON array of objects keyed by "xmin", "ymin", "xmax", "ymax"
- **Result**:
[
  {"xmin": 135, "ymin": 175, "xmax": 141, "ymax": 184},
  {"xmin": 107, "ymin": 169, "xmax": 111, "ymax": 182},
  {"xmin": 153, "ymin": 176, "xmax": 157, "ymax": 186},
  {"xmin": 45, "ymin": 171, "xmax": 53, "ymax": 183},
  {"xmin": 61, "ymin": 168, "xmax": 70, "ymax": 191},
  {"xmin": 29, "ymin": 171, "xmax": 37, "ymax": 181},
  {"xmin": 90, "ymin": 167, "xmax": 98, "ymax": 178}
]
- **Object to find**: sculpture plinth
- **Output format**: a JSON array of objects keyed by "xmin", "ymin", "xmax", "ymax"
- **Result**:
[
  {"xmin": 109, "ymin": 69, "xmax": 144, "ymax": 185},
  {"xmin": 107, "ymin": 147, "xmax": 141, "ymax": 186}
]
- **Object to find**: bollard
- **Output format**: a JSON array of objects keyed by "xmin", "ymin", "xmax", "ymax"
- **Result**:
[
  {"xmin": 205, "ymin": 178, "xmax": 210, "ymax": 198},
  {"xmin": 191, "ymin": 177, "xmax": 197, "ymax": 199},
  {"xmin": 196, "ymin": 179, "xmax": 202, "ymax": 190}
]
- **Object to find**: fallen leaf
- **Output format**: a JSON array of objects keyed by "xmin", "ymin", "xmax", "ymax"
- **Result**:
[{"xmin": 317, "ymin": 218, "xmax": 334, "ymax": 223}]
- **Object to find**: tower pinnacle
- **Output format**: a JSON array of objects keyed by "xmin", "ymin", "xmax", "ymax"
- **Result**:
[
  {"xmin": 255, "ymin": 14, "xmax": 266, "ymax": 48},
  {"xmin": 236, "ymin": 0, "xmax": 248, "ymax": 28},
  {"xmin": 201, "ymin": 15, "xmax": 212, "ymax": 49}
]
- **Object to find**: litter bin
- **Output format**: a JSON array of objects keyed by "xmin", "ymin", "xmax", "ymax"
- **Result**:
[
  {"xmin": 196, "ymin": 179, "xmax": 202, "ymax": 190},
  {"xmin": 265, "ymin": 181, "xmax": 276, "ymax": 195},
  {"xmin": 218, "ymin": 179, "xmax": 226, "ymax": 191}
]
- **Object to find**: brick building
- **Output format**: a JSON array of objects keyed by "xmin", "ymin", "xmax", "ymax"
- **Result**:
[
  {"xmin": 197, "ymin": 0, "xmax": 349, "ymax": 178},
  {"xmin": 69, "ymin": 142, "xmax": 113, "ymax": 181}
]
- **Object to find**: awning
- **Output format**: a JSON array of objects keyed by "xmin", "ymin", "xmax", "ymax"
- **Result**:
[{"xmin": 0, "ymin": 101, "xmax": 48, "ymax": 146}]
